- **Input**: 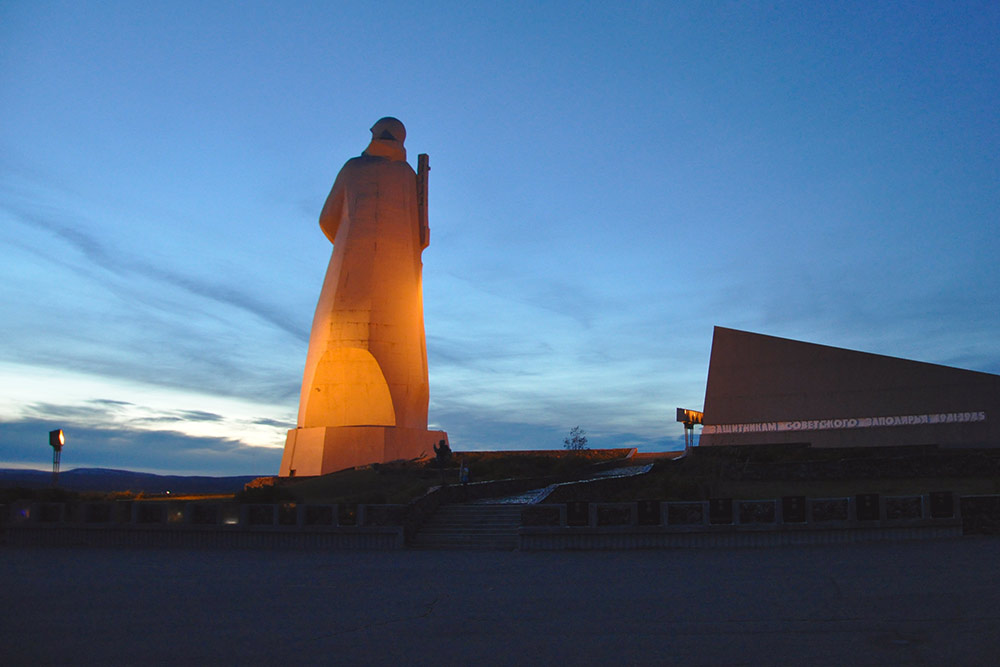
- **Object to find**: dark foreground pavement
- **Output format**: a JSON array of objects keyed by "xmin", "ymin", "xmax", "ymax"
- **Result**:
[{"xmin": 2, "ymin": 539, "xmax": 998, "ymax": 666}]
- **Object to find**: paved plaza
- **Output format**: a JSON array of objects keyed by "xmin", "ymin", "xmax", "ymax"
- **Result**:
[{"xmin": 2, "ymin": 538, "xmax": 998, "ymax": 665}]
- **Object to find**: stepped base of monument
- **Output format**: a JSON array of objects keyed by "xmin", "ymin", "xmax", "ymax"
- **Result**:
[{"xmin": 278, "ymin": 426, "xmax": 448, "ymax": 477}]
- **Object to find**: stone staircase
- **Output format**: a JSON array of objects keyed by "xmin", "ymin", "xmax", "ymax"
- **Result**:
[{"xmin": 410, "ymin": 503, "xmax": 523, "ymax": 550}]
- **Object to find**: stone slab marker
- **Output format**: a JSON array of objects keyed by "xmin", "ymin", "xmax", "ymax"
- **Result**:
[{"xmin": 280, "ymin": 117, "xmax": 447, "ymax": 477}]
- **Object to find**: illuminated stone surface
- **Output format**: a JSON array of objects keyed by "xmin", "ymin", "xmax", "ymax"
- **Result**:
[{"xmin": 280, "ymin": 118, "xmax": 446, "ymax": 476}]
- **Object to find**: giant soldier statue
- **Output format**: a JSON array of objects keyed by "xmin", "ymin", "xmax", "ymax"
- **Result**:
[{"xmin": 280, "ymin": 118, "xmax": 447, "ymax": 476}]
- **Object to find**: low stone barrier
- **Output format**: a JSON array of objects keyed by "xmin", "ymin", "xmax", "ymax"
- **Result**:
[
  {"xmin": 3, "ymin": 501, "xmax": 405, "ymax": 550},
  {"xmin": 520, "ymin": 493, "xmax": 966, "ymax": 550},
  {"xmin": 4, "ymin": 491, "xmax": 987, "ymax": 551},
  {"xmin": 960, "ymin": 495, "xmax": 1000, "ymax": 534}
]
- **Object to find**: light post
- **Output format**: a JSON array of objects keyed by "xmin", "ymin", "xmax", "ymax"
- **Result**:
[
  {"xmin": 49, "ymin": 429, "xmax": 65, "ymax": 487},
  {"xmin": 675, "ymin": 409, "xmax": 703, "ymax": 455}
]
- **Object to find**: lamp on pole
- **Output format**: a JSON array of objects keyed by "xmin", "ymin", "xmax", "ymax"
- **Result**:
[
  {"xmin": 675, "ymin": 409, "xmax": 703, "ymax": 455},
  {"xmin": 49, "ymin": 429, "xmax": 65, "ymax": 487}
]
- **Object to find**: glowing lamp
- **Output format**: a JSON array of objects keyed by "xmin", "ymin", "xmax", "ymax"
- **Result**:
[
  {"xmin": 48, "ymin": 429, "xmax": 65, "ymax": 486},
  {"xmin": 675, "ymin": 409, "xmax": 703, "ymax": 453},
  {"xmin": 49, "ymin": 429, "xmax": 65, "ymax": 449},
  {"xmin": 675, "ymin": 409, "xmax": 703, "ymax": 425}
]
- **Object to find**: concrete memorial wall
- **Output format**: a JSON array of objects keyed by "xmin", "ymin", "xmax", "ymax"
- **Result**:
[{"xmin": 700, "ymin": 327, "xmax": 1000, "ymax": 448}]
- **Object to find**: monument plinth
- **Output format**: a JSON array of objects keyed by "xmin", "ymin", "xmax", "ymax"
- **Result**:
[{"xmin": 280, "ymin": 117, "xmax": 447, "ymax": 477}]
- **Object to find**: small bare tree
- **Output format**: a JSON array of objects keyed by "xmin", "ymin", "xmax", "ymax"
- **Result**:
[{"xmin": 563, "ymin": 426, "xmax": 589, "ymax": 451}]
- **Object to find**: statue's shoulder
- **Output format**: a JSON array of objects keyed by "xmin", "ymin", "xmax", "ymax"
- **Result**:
[
  {"xmin": 342, "ymin": 154, "xmax": 375, "ymax": 169},
  {"xmin": 343, "ymin": 154, "xmax": 415, "ymax": 176},
  {"xmin": 334, "ymin": 155, "xmax": 381, "ymax": 181}
]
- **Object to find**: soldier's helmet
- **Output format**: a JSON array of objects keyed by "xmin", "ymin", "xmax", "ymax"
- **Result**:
[{"xmin": 370, "ymin": 117, "xmax": 406, "ymax": 145}]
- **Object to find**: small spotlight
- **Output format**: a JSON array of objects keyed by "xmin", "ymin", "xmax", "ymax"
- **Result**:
[
  {"xmin": 48, "ymin": 429, "xmax": 66, "ymax": 486},
  {"xmin": 49, "ymin": 429, "xmax": 65, "ymax": 449}
]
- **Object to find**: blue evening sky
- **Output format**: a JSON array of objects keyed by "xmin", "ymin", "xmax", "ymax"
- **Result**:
[{"xmin": 2, "ymin": 2, "xmax": 998, "ymax": 474}]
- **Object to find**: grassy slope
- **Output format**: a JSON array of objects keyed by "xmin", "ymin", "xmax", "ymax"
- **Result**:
[
  {"xmin": 545, "ymin": 445, "xmax": 1000, "ymax": 502},
  {"xmin": 279, "ymin": 450, "xmax": 631, "ymax": 504}
]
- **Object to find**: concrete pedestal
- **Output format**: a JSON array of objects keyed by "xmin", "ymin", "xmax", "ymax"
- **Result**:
[{"xmin": 279, "ymin": 426, "xmax": 448, "ymax": 477}]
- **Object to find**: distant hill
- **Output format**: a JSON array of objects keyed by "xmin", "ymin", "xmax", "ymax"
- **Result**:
[{"xmin": 0, "ymin": 468, "xmax": 261, "ymax": 495}]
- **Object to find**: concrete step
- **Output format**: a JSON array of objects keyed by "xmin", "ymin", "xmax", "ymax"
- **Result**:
[
  {"xmin": 434, "ymin": 510, "xmax": 521, "ymax": 521},
  {"xmin": 418, "ymin": 526, "xmax": 518, "ymax": 532},
  {"xmin": 430, "ymin": 515, "xmax": 520, "ymax": 521},
  {"xmin": 411, "ymin": 537, "xmax": 519, "ymax": 548},
  {"xmin": 425, "ymin": 519, "xmax": 521, "ymax": 527},
  {"xmin": 411, "ymin": 503, "xmax": 523, "ymax": 550},
  {"xmin": 413, "ymin": 533, "xmax": 518, "ymax": 543},
  {"xmin": 425, "ymin": 516, "xmax": 519, "ymax": 521},
  {"xmin": 411, "ymin": 543, "xmax": 517, "ymax": 551},
  {"xmin": 416, "ymin": 524, "xmax": 521, "ymax": 533}
]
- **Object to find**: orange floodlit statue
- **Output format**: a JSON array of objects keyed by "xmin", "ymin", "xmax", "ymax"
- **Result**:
[{"xmin": 279, "ymin": 118, "xmax": 447, "ymax": 476}]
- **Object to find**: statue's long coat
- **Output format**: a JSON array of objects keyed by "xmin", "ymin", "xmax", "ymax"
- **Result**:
[{"xmin": 297, "ymin": 138, "xmax": 429, "ymax": 430}]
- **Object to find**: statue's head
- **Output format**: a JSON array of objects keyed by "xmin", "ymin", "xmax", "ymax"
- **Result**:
[
  {"xmin": 370, "ymin": 117, "xmax": 406, "ymax": 145},
  {"xmin": 364, "ymin": 117, "xmax": 407, "ymax": 161}
]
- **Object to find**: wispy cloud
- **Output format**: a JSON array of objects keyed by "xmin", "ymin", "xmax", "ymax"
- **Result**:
[
  {"xmin": 132, "ymin": 409, "xmax": 227, "ymax": 424},
  {"xmin": 3, "ymin": 202, "xmax": 308, "ymax": 342},
  {"xmin": 252, "ymin": 417, "xmax": 295, "ymax": 428},
  {"xmin": 89, "ymin": 399, "xmax": 134, "ymax": 408},
  {"xmin": 13, "ymin": 395, "xmax": 289, "ymax": 451},
  {"xmin": 0, "ymin": 418, "xmax": 280, "ymax": 476},
  {"xmin": 1, "ymin": 210, "xmax": 303, "ymax": 405},
  {"xmin": 176, "ymin": 410, "xmax": 226, "ymax": 422}
]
